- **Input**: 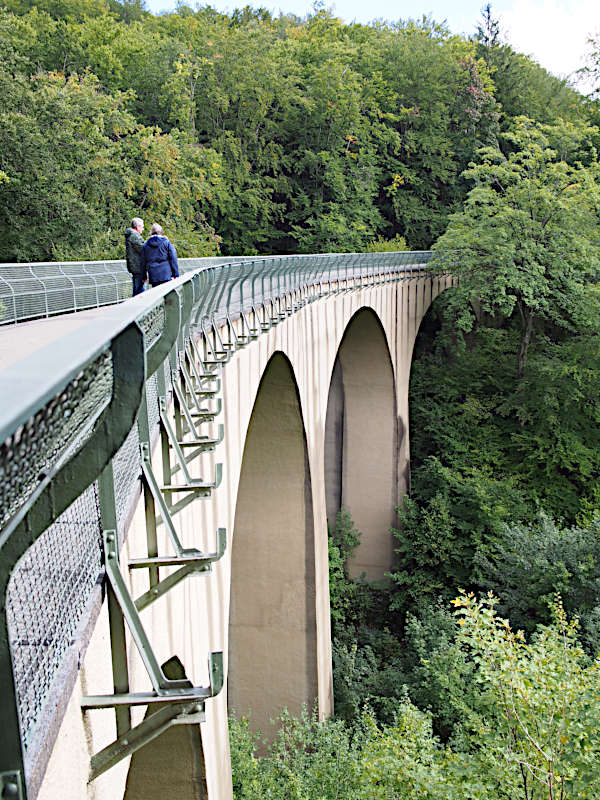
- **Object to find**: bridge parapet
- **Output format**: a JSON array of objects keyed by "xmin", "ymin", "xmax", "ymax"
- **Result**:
[{"xmin": 0, "ymin": 251, "xmax": 434, "ymax": 800}]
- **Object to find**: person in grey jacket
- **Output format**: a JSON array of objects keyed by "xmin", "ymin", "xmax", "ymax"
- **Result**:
[
  {"xmin": 141, "ymin": 223, "xmax": 179, "ymax": 287},
  {"xmin": 124, "ymin": 217, "xmax": 145, "ymax": 296}
]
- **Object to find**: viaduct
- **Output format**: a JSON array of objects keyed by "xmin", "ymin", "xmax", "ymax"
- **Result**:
[{"xmin": 0, "ymin": 253, "xmax": 451, "ymax": 799}]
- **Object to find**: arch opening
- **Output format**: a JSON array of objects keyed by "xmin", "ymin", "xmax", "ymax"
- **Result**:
[
  {"xmin": 324, "ymin": 308, "xmax": 397, "ymax": 580},
  {"xmin": 228, "ymin": 353, "xmax": 317, "ymax": 737}
]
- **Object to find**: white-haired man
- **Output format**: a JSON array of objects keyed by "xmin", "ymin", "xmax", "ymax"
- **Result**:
[{"xmin": 124, "ymin": 217, "xmax": 145, "ymax": 296}]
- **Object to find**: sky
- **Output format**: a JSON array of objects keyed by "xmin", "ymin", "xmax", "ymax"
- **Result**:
[{"xmin": 144, "ymin": 0, "xmax": 600, "ymax": 92}]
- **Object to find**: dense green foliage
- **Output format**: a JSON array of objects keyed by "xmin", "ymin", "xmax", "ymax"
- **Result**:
[
  {"xmin": 432, "ymin": 118, "xmax": 600, "ymax": 377},
  {"xmin": 0, "ymin": 0, "xmax": 590, "ymax": 260},
  {"xmin": 230, "ymin": 596, "xmax": 600, "ymax": 799}
]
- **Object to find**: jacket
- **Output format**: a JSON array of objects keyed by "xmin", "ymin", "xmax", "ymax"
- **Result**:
[
  {"xmin": 141, "ymin": 235, "xmax": 179, "ymax": 285},
  {"xmin": 124, "ymin": 228, "xmax": 144, "ymax": 275}
]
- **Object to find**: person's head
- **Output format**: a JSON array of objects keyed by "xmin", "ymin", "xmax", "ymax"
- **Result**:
[
  {"xmin": 150, "ymin": 223, "xmax": 164, "ymax": 236},
  {"xmin": 132, "ymin": 217, "xmax": 144, "ymax": 233}
]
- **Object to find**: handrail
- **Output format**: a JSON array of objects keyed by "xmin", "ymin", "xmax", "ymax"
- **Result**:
[
  {"xmin": 0, "ymin": 250, "xmax": 431, "ymax": 799},
  {"xmin": 0, "ymin": 253, "xmax": 431, "ymax": 325}
]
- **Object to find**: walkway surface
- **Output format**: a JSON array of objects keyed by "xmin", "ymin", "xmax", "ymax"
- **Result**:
[{"xmin": 0, "ymin": 308, "xmax": 112, "ymax": 371}]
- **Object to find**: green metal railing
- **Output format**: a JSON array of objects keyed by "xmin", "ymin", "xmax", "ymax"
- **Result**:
[
  {"xmin": 0, "ymin": 256, "xmax": 260, "ymax": 325},
  {"xmin": 0, "ymin": 251, "xmax": 431, "ymax": 799}
]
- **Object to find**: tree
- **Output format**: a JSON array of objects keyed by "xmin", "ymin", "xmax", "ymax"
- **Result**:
[
  {"xmin": 475, "ymin": 514, "xmax": 600, "ymax": 648},
  {"xmin": 476, "ymin": 3, "xmax": 501, "ymax": 66},
  {"xmin": 474, "ymin": 7, "xmax": 587, "ymax": 129},
  {"xmin": 432, "ymin": 117, "xmax": 600, "ymax": 378},
  {"xmin": 452, "ymin": 593, "xmax": 600, "ymax": 799}
]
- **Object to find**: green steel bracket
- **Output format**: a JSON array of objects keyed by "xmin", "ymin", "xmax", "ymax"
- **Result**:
[
  {"xmin": 252, "ymin": 303, "xmax": 271, "ymax": 332},
  {"xmin": 141, "ymin": 442, "xmax": 221, "ymax": 542},
  {"xmin": 129, "ymin": 528, "xmax": 227, "ymax": 612},
  {"xmin": 155, "ymin": 470, "xmax": 221, "ymax": 522},
  {"xmin": 240, "ymin": 309, "xmax": 259, "ymax": 340},
  {"xmin": 159, "ymin": 399, "xmax": 223, "ymax": 487},
  {"xmin": 264, "ymin": 299, "xmax": 280, "ymax": 326},
  {"xmin": 0, "ymin": 771, "xmax": 24, "ymax": 800},
  {"xmin": 293, "ymin": 289, "xmax": 305, "ymax": 309},
  {"xmin": 225, "ymin": 311, "xmax": 248, "ymax": 348},
  {"xmin": 275, "ymin": 296, "xmax": 287, "ymax": 320},
  {"xmin": 180, "ymin": 364, "xmax": 221, "ymax": 417},
  {"xmin": 182, "ymin": 359, "xmax": 220, "ymax": 398},
  {"xmin": 84, "ymin": 645, "xmax": 224, "ymax": 782},
  {"xmin": 88, "ymin": 701, "xmax": 201, "ymax": 782},
  {"xmin": 96, "ymin": 530, "xmax": 190, "ymax": 692},
  {"xmin": 281, "ymin": 293, "xmax": 293, "ymax": 316},
  {"xmin": 160, "ymin": 462, "xmax": 222, "ymax": 494},
  {"xmin": 127, "ymin": 527, "xmax": 226, "ymax": 569},
  {"xmin": 200, "ymin": 320, "xmax": 231, "ymax": 367},
  {"xmin": 176, "ymin": 362, "xmax": 223, "ymax": 423},
  {"xmin": 188, "ymin": 397, "xmax": 222, "ymax": 422},
  {"xmin": 210, "ymin": 316, "xmax": 236, "ymax": 355},
  {"xmin": 172, "ymin": 382, "xmax": 224, "ymax": 454},
  {"xmin": 81, "ymin": 531, "xmax": 224, "ymax": 706},
  {"xmin": 187, "ymin": 336, "xmax": 222, "ymax": 386}
]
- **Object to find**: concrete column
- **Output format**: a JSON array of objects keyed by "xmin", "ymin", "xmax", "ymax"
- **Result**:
[
  {"xmin": 228, "ymin": 353, "xmax": 318, "ymax": 738},
  {"xmin": 324, "ymin": 357, "xmax": 344, "ymax": 531},
  {"xmin": 335, "ymin": 309, "xmax": 397, "ymax": 580}
]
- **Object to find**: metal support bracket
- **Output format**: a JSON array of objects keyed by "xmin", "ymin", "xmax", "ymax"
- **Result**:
[
  {"xmin": 141, "ymin": 442, "xmax": 221, "ymax": 531},
  {"xmin": 225, "ymin": 311, "xmax": 248, "ymax": 349},
  {"xmin": 159, "ymin": 399, "xmax": 222, "ymax": 485},
  {"xmin": 81, "ymin": 530, "xmax": 224, "ymax": 718},
  {"xmin": 171, "ymin": 384, "xmax": 224, "ymax": 458},
  {"xmin": 129, "ymin": 528, "xmax": 226, "ymax": 612},
  {"xmin": 198, "ymin": 320, "xmax": 230, "ymax": 367},
  {"xmin": 178, "ymin": 366, "xmax": 222, "ymax": 423},
  {"xmin": 240, "ymin": 309, "xmax": 259, "ymax": 340},
  {"xmin": 187, "ymin": 335, "xmax": 222, "ymax": 384},
  {"xmin": 84, "ymin": 657, "xmax": 223, "ymax": 782}
]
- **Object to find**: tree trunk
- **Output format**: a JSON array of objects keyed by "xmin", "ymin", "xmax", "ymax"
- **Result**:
[{"xmin": 518, "ymin": 310, "xmax": 534, "ymax": 379}]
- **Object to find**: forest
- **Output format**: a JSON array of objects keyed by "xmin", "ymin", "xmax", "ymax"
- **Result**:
[
  {"xmin": 2, "ymin": 0, "xmax": 600, "ymax": 795},
  {"xmin": 0, "ymin": 0, "xmax": 595, "ymax": 261}
]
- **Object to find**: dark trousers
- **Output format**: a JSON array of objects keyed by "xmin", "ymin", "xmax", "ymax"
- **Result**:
[
  {"xmin": 151, "ymin": 279, "xmax": 171, "ymax": 287},
  {"xmin": 132, "ymin": 273, "xmax": 145, "ymax": 296}
]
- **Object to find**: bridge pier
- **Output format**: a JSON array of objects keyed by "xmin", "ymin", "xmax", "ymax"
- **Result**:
[
  {"xmin": 325, "ymin": 309, "xmax": 398, "ymax": 581},
  {"xmin": 228, "ymin": 353, "xmax": 318, "ymax": 738}
]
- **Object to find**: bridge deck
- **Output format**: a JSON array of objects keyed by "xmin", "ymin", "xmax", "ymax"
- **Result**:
[{"xmin": 0, "ymin": 307, "xmax": 112, "ymax": 371}]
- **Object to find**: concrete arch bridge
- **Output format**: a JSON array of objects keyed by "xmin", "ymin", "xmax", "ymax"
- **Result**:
[{"xmin": 0, "ymin": 253, "xmax": 451, "ymax": 800}]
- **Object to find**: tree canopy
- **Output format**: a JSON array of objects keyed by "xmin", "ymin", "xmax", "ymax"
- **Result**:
[
  {"xmin": 0, "ymin": 0, "xmax": 591, "ymax": 260},
  {"xmin": 432, "ymin": 118, "xmax": 600, "ymax": 377}
]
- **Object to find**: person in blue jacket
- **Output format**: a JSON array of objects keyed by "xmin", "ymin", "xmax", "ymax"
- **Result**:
[{"xmin": 141, "ymin": 223, "xmax": 179, "ymax": 287}]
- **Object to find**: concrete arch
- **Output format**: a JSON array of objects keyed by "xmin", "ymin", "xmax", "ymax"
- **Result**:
[
  {"xmin": 324, "ymin": 308, "xmax": 397, "ymax": 580},
  {"xmin": 228, "ymin": 352, "xmax": 317, "ymax": 737}
]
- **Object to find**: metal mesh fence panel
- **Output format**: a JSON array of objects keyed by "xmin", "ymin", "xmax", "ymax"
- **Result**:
[
  {"xmin": 145, "ymin": 373, "xmax": 160, "ymax": 434},
  {"xmin": 0, "ymin": 351, "xmax": 113, "ymax": 532},
  {"xmin": 112, "ymin": 425, "xmax": 141, "ymax": 536},
  {"xmin": 6, "ymin": 483, "xmax": 102, "ymax": 749},
  {"xmin": 0, "ymin": 252, "xmax": 433, "ymax": 325}
]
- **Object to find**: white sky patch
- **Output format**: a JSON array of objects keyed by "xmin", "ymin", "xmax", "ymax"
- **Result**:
[{"xmin": 498, "ymin": 0, "xmax": 600, "ymax": 91}]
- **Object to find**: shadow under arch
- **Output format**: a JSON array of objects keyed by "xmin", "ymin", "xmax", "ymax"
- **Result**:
[
  {"xmin": 228, "ymin": 352, "xmax": 317, "ymax": 738},
  {"xmin": 325, "ymin": 307, "xmax": 397, "ymax": 580}
]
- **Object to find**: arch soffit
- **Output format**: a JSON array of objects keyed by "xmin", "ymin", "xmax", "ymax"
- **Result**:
[
  {"xmin": 236, "ymin": 348, "xmax": 311, "ymax": 467},
  {"xmin": 326, "ymin": 304, "xmax": 396, "ymax": 399}
]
